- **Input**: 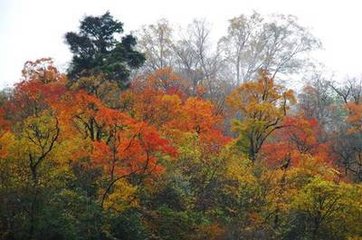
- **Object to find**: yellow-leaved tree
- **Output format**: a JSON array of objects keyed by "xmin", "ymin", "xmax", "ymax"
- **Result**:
[{"xmin": 227, "ymin": 69, "xmax": 295, "ymax": 161}]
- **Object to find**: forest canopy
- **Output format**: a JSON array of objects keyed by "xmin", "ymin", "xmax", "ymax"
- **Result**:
[{"xmin": 0, "ymin": 12, "xmax": 361, "ymax": 240}]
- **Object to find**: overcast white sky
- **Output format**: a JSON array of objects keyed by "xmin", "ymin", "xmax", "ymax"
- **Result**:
[{"xmin": 1, "ymin": 0, "xmax": 361, "ymax": 89}]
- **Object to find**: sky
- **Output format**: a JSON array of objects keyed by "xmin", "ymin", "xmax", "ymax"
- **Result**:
[{"xmin": 1, "ymin": 0, "xmax": 362, "ymax": 89}]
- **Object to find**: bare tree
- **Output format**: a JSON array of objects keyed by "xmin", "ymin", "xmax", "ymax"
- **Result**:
[
  {"xmin": 174, "ymin": 20, "xmax": 230, "ymax": 105},
  {"xmin": 137, "ymin": 19, "xmax": 175, "ymax": 72},
  {"xmin": 219, "ymin": 12, "xmax": 321, "ymax": 85},
  {"xmin": 298, "ymin": 73, "xmax": 337, "ymax": 130},
  {"xmin": 330, "ymin": 77, "xmax": 362, "ymax": 105}
]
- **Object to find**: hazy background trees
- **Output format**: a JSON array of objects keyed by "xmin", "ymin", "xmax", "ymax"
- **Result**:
[{"xmin": 136, "ymin": 11, "xmax": 320, "ymax": 94}]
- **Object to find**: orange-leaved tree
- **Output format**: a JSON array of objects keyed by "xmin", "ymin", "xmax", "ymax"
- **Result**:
[
  {"xmin": 54, "ymin": 82, "xmax": 177, "ymax": 208},
  {"xmin": 227, "ymin": 69, "xmax": 295, "ymax": 161},
  {"xmin": 91, "ymin": 108, "xmax": 176, "ymax": 207},
  {"xmin": 261, "ymin": 116, "xmax": 335, "ymax": 170}
]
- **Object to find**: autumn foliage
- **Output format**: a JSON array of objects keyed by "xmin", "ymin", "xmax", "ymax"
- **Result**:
[{"xmin": 0, "ymin": 64, "xmax": 361, "ymax": 239}]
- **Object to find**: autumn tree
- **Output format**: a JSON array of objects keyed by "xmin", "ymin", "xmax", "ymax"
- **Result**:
[
  {"xmin": 227, "ymin": 69, "xmax": 295, "ymax": 161},
  {"xmin": 4, "ymin": 59, "xmax": 65, "ymax": 182},
  {"xmin": 261, "ymin": 116, "xmax": 334, "ymax": 171},
  {"xmin": 290, "ymin": 177, "xmax": 362, "ymax": 239},
  {"xmin": 4, "ymin": 59, "xmax": 66, "ymax": 123},
  {"xmin": 0, "ymin": 59, "xmax": 68, "ymax": 239},
  {"xmin": 91, "ymin": 111, "xmax": 176, "ymax": 209}
]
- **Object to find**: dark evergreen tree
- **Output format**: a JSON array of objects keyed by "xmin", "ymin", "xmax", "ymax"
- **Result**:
[{"xmin": 65, "ymin": 12, "xmax": 145, "ymax": 88}]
